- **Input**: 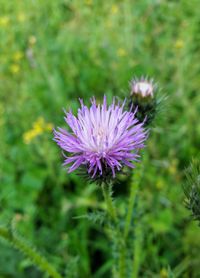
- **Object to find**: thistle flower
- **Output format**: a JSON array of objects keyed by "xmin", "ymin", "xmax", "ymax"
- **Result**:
[
  {"xmin": 54, "ymin": 96, "xmax": 147, "ymax": 181},
  {"xmin": 129, "ymin": 77, "xmax": 157, "ymax": 126}
]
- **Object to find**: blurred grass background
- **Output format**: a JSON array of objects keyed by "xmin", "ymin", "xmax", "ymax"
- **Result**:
[{"xmin": 0, "ymin": 0, "xmax": 200, "ymax": 277}]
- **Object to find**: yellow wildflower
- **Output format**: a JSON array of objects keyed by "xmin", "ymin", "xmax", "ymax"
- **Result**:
[
  {"xmin": 85, "ymin": 0, "xmax": 92, "ymax": 5},
  {"xmin": 33, "ymin": 117, "xmax": 45, "ymax": 130},
  {"xmin": 175, "ymin": 39, "xmax": 184, "ymax": 49},
  {"xmin": 10, "ymin": 64, "xmax": 20, "ymax": 74},
  {"xmin": 23, "ymin": 117, "xmax": 53, "ymax": 144},
  {"xmin": 28, "ymin": 35, "xmax": 37, "ymax": 45},
  {"xmin": 111, "ymin": 4, "xmax": 119, "ymax": 14},
  {"xmin": 23, "ymin": 130, "xmax": 38, "ymax": 144},
  {"xmin": 117, "ymin": 48, "xmax": 127, "ymax": 57},
  {"xmin": 33, "ymin": 117, "xmax": 53, "ymax": 131},
  {"xmin": 13, "ymin": 51, "xmax": 23, "ymax": 61},
  {"xmin": 160, "ymin": 268, "xmax": 168, "ymax": 278},
  {"xmin": 17, "ymin": 13, "xmax": 26, "ymax": 23},
  {"xmin": 0, "ymin": 16, "xmax": 10, "ymax": 27}
]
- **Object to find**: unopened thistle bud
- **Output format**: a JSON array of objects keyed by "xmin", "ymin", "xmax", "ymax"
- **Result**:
[
  {"xmin": 183, "ymin": 162, "xmax": 200, "ymax": 226},
  {"xmin": 129, "ymin": 77, "xmax": 157, "ymax": 126}
]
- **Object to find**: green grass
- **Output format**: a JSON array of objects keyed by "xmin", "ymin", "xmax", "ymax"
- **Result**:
[{"xmin": 0, "ymin": 0, "xmax": 200, "ymax": 277}]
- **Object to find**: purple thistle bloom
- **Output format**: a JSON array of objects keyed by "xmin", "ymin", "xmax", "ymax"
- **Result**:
[{"xmin": 54, "ymin": 96, "xmax": 147, "ymax": 179}]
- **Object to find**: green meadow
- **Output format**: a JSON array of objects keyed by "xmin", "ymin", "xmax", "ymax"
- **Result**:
[{"xmin": 0, "ymin": 0, "xmax": 200, "ymax": 277}]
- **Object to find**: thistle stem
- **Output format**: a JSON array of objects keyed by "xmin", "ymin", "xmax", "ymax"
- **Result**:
[
  {"xmin": 131, "ymin": 223, "xmax": 142, "ymax": 278},
  {"xmin": 101, "ymin": 183, "xmax": 126, "ymax": 278},
  {"xmin": 119, "ymin": 244, "xmax": 126, "ymax": 278},
  {"xmin": 101, "ymin": 183, "xmax": 117, "ymax": 222},
  {"xmin": 124, "ymin": 179, "xmax": 139, "ymax": 239},
  {"xmin": 123, "ymin": 167, "xmax": 143, "ymax": 278},
  {"xmin": 0, "ymin": 226, "xmax": 62, "ymax": 278}
]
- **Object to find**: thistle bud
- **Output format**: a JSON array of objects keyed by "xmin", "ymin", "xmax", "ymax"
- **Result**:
[{"xmin": 129, "ymin": 77, "xmax": 157, "ymax": 126}]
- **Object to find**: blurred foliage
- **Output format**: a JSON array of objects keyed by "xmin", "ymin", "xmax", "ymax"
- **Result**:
[{"xmin": 0, "ymin": 0, "xmax": 200, "ymax": 277}]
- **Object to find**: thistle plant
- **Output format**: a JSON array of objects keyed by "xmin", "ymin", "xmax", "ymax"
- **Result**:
[
  {"xmin": 0, "ymin": 80, "xmax": 158, "ymax": 277},
  {"xmin": 54, "ymin": 95, "xmax": 148, "ymax": 277},
  {"xmin": 183, "ymin": 162, "xmax": 200, "ymax": 226}
]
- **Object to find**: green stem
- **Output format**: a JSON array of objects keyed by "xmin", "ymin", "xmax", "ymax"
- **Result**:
[
  {"xmin": 101, "ymin": 183, "xmax": 126, "ymax": 278},
  {"xmin": 123, "ymin": 167, "xmax": 143, "ymax": 278},
  {"xmin": 119, "ymin": 244, "xmax": 126, "ymax": 278},
  {"xmin": 131, "ymin": 223, "xmax": 142, "ymax": 278},
  {"xmin": 0, "ymin": 226, "xmax": 62, "ymax": 278},
  {"xmin": 124, "ymin": 179, "xmax": 139, "ymax": 239},
  {"xmin": 101, "ymin": 183, "xmax": 117, "ymax": 222}
]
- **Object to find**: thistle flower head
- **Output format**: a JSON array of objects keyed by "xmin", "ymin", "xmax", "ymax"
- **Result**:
[
  {"xmin": 54, "ymin": 96, "xmax": 147, "ymax": 181},
  {"xmin": 130, "ymin": 77, "xmax": 155, "ymax": 99}
]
